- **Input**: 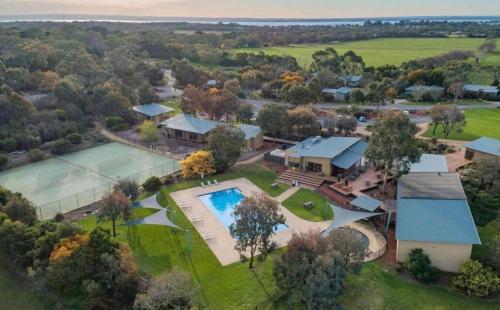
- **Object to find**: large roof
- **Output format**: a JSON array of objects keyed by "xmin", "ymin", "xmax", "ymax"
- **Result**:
[
  {"xmin": 321, "ymin": 87, "xmax": 353, "ymax": 95},
  {"xmin": 287, "ymin": 136, "xmax": 362, "ymax": 160},
  {"xmin": 464, "ymin": 84, "xmax": 498, "ymax": 94},
  {"xmin": 331, "ymin": 140, "xmax": 368, "ymax": 169},
  {"xmin": 396, "ymin": 199, "xmax": 480, "ymax": 244},
  {"xmin": 238, "ymin": 124, "xmax": 261, "ymax": 140},
  {"xmin": 410, "ymin": 154, "xmax": 448, "ymax": 173},
  {"xmin": 405, "ymin": 85, "xmax": 444, "ymax": 92},
  {"xmin": 132, "ymin": 103, "xmax": 174, "ymax": 117},
  {"xmin": 464, "ymin": 137, "xmax": 500, "ymax": 157},
  {"xmin": 398, "ymin": 172, "xmax": 466, "ymax": 200},
  {"xmin": 161, "ymin": 113, "xmax": 220, "ymax": 134}
]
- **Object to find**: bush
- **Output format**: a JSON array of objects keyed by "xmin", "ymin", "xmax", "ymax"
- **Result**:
[
  {"xmin": 143, "ymin": 176, "xmax": 162, "ymax": 192},
  {"xmin": 453, "ymin": 260, "xmax": 499, "ymax": 297},
  {"xmin": 405, "ymin": 248, "xmax": 440, "ymax": 284},
  {"xmin": 114, "ymin": 179, "xmax": 139, "ymax": 200},
  {"xmin": 138, "ymin": 120, "xmax": 159, "ymax": 142},
  {"xmin": 106, "ymin": 116, "xmax": 130, "ymax": 131},
  {"xmin": 50, "ymin": 138, "xmax": 72, "ymax": 155},
  {"xmin": 0, "ymin": 153, "xmax": 7, "ymax": 169},
  {"xmin": 0, "ymin": 137, "xmax": 17, "ymax": 152},
  {"xmin": 66, "ymin": 132, "xmax": 82, "ymax": 145},
  {"xmin": 28, "ymin": 148, "xmax": 44, "ymax": 162}
]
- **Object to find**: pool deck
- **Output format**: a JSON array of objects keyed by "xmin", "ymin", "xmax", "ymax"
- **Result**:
[{"xmin": 170, "ymin": 178, "xmax": 331, "ymax": 265}]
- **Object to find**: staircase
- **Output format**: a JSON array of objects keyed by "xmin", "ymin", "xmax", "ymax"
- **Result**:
[{"xmin": 279, "ymin": 169, "xmax": 325, "ymax": 188}]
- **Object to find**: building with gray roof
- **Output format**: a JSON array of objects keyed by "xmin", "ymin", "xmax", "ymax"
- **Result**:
[
  {"xmin": 285, "ymin": 136, "xmax": 367, "ymax": 176},
  {"xmin": 132, "ymin": 103, "xmax": 175, "ymax": 124},
  {"xmin": 409, "ymin": 154, "xmax": 449, "ymax": 173},
  {"xmin": 463, "ymin": 84, "xmax": 498, "ymax": 98},
  {"xmin": 321, "ymin": 87, "xmax": 353, "ymax": 101},
  {"xmin": 395, "ymin": 157, "xmax": 480, "ymax": 272},
  {"xmin": 464, "ymin": 136, "xmax": 500, "ymax": 161}
]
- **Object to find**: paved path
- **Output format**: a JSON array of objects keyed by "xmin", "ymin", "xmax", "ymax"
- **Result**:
[{"xmin": 275, "ymin": 186, "xmax": 300, "ymax": 203}]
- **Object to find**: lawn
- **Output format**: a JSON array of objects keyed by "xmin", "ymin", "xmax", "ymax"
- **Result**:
[
  {"xmin": 472, "ymin": 219, "xmax": 500, "ymax": 262},
  {"xmin": 0, "ymin": 263, "xmax": 53, "ymax": 310},
  {"xmin": 282, "ymin": 188, "xmax": 332, "ymax": 221},
  {"xmin": 423, "ymin": 108, "xmax": 500, "ymax": 141},
  {"xmin": 232, "ymin": 38, "xmax": 488, "ymax": 68}
]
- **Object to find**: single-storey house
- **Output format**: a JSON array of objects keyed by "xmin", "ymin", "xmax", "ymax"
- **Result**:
[
  {"xmin": 464, "ymin": 137, "xmax": 500, "ymax": 161},
  {"xmin": 132, "ymin": 103, "xmax": 175, "ymax": 124},
  {"xmin": 322, "ymin": 87, "xmax": 353, "ymax": 102},
  {"xmin": 409, "ymin": 153, "xmax": 449, "ymax": 173},
  {"xmin": 285, "ymin": 136, "xmax": 368, "ymax": 176},
  {"xmin": 404, "ymin": 85, "xmax": 445, "ymax": 98},
  {"xmin": 339, "ymin": 75, "xmax": 363, "ymax": 87},
  {"xmin": 160, "ymin": 113, "xmax": 263, "ymax": 150},
  {"xmin": 396, "ymin": 155, "xmax": 480, "ymax": 272},
  {"xmin": 463, "ymin": 84, "xmax": 498, "ymax": 99},
  {"xmin": 238, "ymin": 124, "xmax": 264, "ymax": 151}
]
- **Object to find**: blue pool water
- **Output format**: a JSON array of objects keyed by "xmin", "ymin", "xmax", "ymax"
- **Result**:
[{"xmin": 198, "ymin": 187, "xmax": 288, "ymax": 232}]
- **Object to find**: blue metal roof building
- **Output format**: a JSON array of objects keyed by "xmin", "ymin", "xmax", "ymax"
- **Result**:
[
  {"xmin": 161, "ymin": 113, "xmax": 220, "ymax": 135},
  {"xmin": 464, "ymin": 137, "xmax": 500, "ymax": 157},
  {"xmin": 133, "ymin": 103, "xmax": 174, "ymax": 117}
]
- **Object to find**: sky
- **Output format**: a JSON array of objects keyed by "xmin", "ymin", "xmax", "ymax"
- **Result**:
[{"xmin": 1, "ymin": 0, "xmax": 500, "ymax": 19}]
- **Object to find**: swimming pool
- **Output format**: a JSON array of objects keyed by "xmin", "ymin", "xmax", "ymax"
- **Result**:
[{"xmin": 198, "ymin": 187, "xmax": 287, "ymax": 231}]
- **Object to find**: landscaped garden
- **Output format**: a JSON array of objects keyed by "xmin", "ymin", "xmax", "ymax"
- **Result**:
[
  {"xmin": 282, "ymin": 188, "xmax": 332, "ymax": 221},
  {"xmin": 423, "ymin": 108, "xmax": 500, "ymax": 141}
]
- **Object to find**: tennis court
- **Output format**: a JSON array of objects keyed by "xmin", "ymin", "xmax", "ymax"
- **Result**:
[{"xmin": 0, "ymin": 143, "xmax": 179, "ymax": 220}]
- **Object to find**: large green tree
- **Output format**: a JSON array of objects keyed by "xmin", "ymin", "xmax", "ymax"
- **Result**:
[
  {"xmin": 365, "ymin": 112, "xmax": 422, "ymax": 192},
  {"xmin": 98, "ymin": 191, "xmax": 132, "ymax": 237},
  {"xmin": 256, "ymin": 103, "xmax": 289, "ymax": 140},
  {"xmin": 207, "ymin": 125, "xmax": 245, "ymax": 172},
  {"xmin": 230, "ymin": 194, "xmax": 285, "ymax": 268}
]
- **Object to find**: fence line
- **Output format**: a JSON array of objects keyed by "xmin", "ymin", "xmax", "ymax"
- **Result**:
[{"xmin": 36, "ymin": 160, "xmax": 180, "ymax": 220}]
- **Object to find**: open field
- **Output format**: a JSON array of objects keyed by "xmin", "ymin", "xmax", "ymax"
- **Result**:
[
  {"xmin": 78, "ymin": 164, "xmax": 498, "ymax": 309},
  {"xmin": 232, "ymin": 38, "xmax": 494, "ymax": 68},
  {"xmin": 0, "ymin": 264, "xmax": 53, "ymax": 310},
  {"xmin": 282, "ymin": 188, "xmax": 332, "ymax": 221},
  {"xmin": 423, "ymin": 108, "xmax": 500, "ymax": 141}
]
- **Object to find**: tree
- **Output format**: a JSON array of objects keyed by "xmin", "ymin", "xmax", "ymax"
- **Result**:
[
  {"xmin": 281, "ymin": 84, "xmax": 314, "ymax": 105},
  {"xmin": 181, "ymin": 84, "xmax": 205, "ymax": 116},
  {"xmin": 273, "ymin": 230, "xmax": 348, "ymax": 308},
  {"xmin": 224, "ymin": 78, "xmax": 243, "ymax": 97},
  {"xmin": 327, "ymin": 228, "xmax": 368, "ymax": 272},
  {"xmin": 448, "ymin": 81, "xmax": 464, "ymax": 103},
  {"xmin": 467, "ymin": 158, "xmax": 500, "ymax": 202},
  {"xmin": 303, "ymin": 254, "xmax": 347, "ymax": 310},
  {"xmin": 365, "ymin": 112, "xmax": 422, "ymax": 192},
  {"xmin": 113, "ymin": 179, "xmax": 139, "ymax": 200},
  {"xmin": 143, "ymin": 176, "xmax": 162, "ymax": 192},
  {"xmin": 207, "ymin": 125, "xmax": 245, "ymax": 172},
  {"xmin": 0, "ymin": 154, "xmax": 7, "ymax": 169},
  {"xmin": 171, "ymin": 59, "xmax": 199, "ymax": 87},
  {"xmin": 287, "ymin": 106, "xmax": 321, "ymax": 140},
  {"xmin": 336, "ymin": 116, "xmax": 358, "ymax": 136},
  {"xmin": 477, "ymin": 40, "xmax": 496, "ymax": 59},
  {"xmin": 430, "ymin": 105, "xmax": 465, "ymax": 138},
  {"xmin": 385, "ymin": 87, "xmax": 398, "ymax": 103},
  {"xmin": 452, "ymin": 260, "xmax": 499, "ymax": 297},
  {"xmin": 139, "ymin": 120, "xmax": 158, "ymax": 142},
  {"xmin": 349, "ymin": 88, "xmax": 365, "ymax": 104},
  {"xmin": 405, "ymin": 248, "xmax": 440, "ymax": 284},
  {"xmin": 366, "ymin": 81, "xmax": 387, "ymax": 108},
  {"xmin": 230, "ymin": 194, "xmax": 285, "ymax": 268},
  {"xmin": 134, "ymin": 268, "xmax": 197, "ymax": 310},
  {"xmin": 138, "ymin": 82, "xmax": 159, "ymax": 105},
  {"xmin": 98, "ymin": 191, "xmax": 132, "ymax": 237},
  {"xmin": 180, "ymin": 150, "xmax": 215, "ymax": 179},
  {"xmin": 1, "ymin": 196, "xmax": 38, "ymax": 226},
  {"xmin": 257, "ymin": 103, "xmax": 289, "ymax": 140},
  {"xmin": 236, "ymin": 102, "xmax": 254, "ymax": 124}
]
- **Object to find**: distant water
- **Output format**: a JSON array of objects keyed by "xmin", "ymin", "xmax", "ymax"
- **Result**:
[{"xmin": 0, "ymin": 15, "xmax": 499, "ymax": 26}]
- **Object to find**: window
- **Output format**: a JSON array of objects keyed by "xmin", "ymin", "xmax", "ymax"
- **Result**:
[
  {"xmin": 189, "ymin": 133, "xmax": 198, "ymax": 141},
  {"xmin": 175, "ymin": 130, "xmax": 183, "ymax": 138},
  {"xmin": 307, "ymin": 162, "xmax": 322, "ymax": 172}
]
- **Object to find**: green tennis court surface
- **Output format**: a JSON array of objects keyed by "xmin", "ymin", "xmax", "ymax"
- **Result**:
[{"xmin": 0, "ymin": 143, "xmax": 179, "ymax": 220}]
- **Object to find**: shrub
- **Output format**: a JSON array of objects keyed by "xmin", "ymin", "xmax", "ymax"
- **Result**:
[
  {"xmin": 113, "ymin": 179, "xmax": 139, "ymax": 200},
  {"xmin": 50, "ymin": 138, "xmax": 72, "ymax": 155},
  {"xmin": 453, "ymin": 260, "xmax": 499, "ymax": 297},
  {"xmin": 106, "ymin": 116, "xmax": 130, "ymax": 131},
  {"xmin": 66, "ymin": 132, "xmax": 82, "ymax": 145},
  {"xmin": 28, "ymin": 148, "xmax": 44, "ymax": 162},
  {"xmin": 0, "ymin": 153, "xmax": 7, "ymax": 169},
  {"xmin": 138, "ymin": 120, "xmax": 159, "ymax": 142},
  {"xmin": 143, "ymin": 176, "xmax": 162, "ymax": 192},
  {"xmin": 53, "ymin": 212, "xmax": 65, "ymax": 222},
  {"xmin": 0, "ymin": 137, "xmax": 17, "ymax": 152},
  {"xmin": 405, "ymin": 248, "xmax": 440, "ymax": 284}
]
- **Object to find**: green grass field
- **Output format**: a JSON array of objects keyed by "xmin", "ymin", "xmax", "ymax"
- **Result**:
[
  {"xmin": 423, "ymin": 108, "xmax": 500, "ymax": 141},
  {"xmin": 0, "ymin": 264, "xmax": 53, "ymax": 310},
  {"xmin": 232, "ymin": 38, "xmax": 495, "ymax": 68},
  {"xmin": 282, "ymin": 188, "xmax": 332, "ymax": 221}
]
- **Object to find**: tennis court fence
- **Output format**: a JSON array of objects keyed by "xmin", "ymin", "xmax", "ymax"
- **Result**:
[{"xmin": 36, "ymin": 161, "xmax": 180, "ymax": 220}]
